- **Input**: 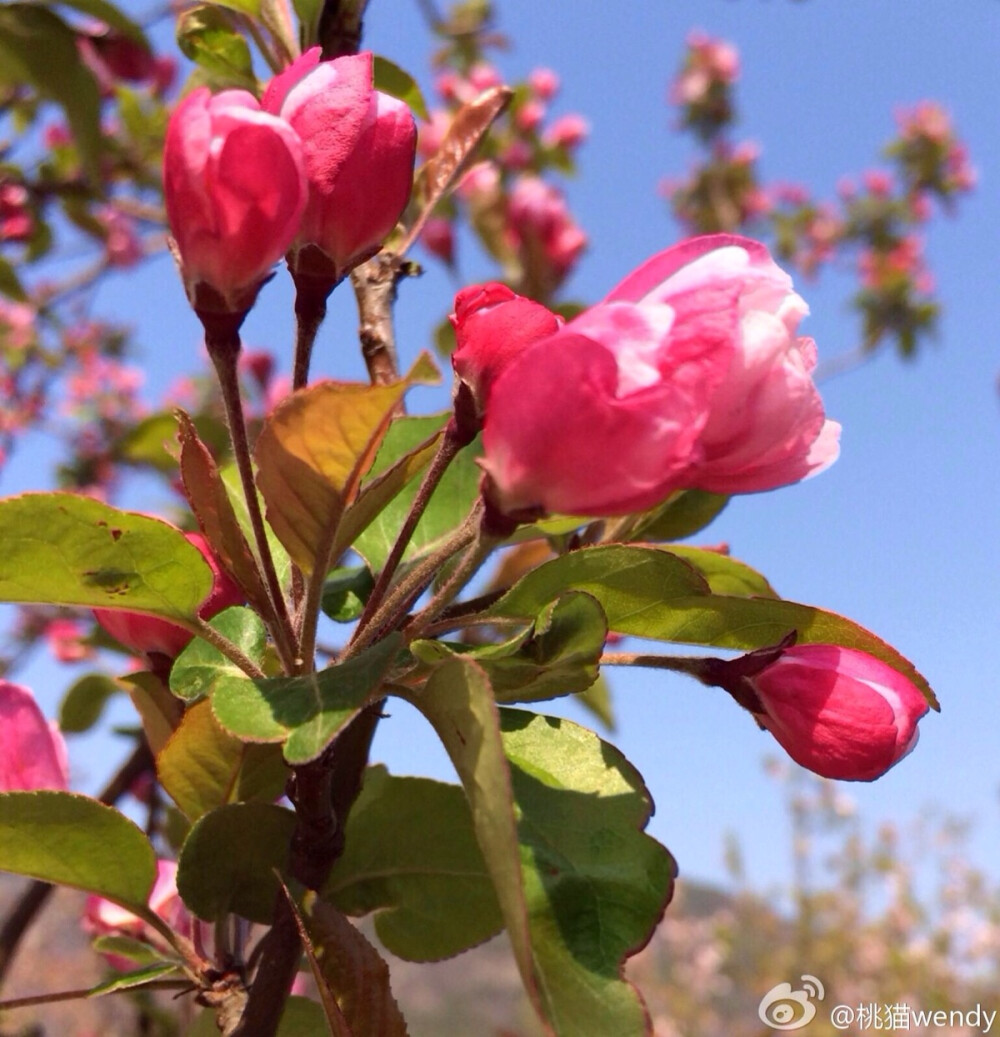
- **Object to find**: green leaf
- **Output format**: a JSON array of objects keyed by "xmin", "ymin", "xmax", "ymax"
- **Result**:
[
  {"xmin": 353, "ymin": 414, "xmax": 482, "ymax": 572},
  {"xmin": 170, "ymin": 607, "xmax": 268, "ymax": 704},
  {"xmin": 0, "ymin": 792, "xmax": 156, "ymax": 909},
  {"xmin": 176, "ymin": 802, "xmax": 295, "ymax": 923},
  {"xmin": 394, "ymin": 659, "xmax": 540, "ymax": 1017},
  {"xmin": 210, "ymin": 633, "xmax": 403, "ymax": 764},
  {"xmin": 254, "ymin": 359, "xmax": 437, "ymax": 576},
  {"xmin": 574, "ymin": 671, "xmax": 615, "ymax": 731},
  {"xmin": 156, "ymin": 699, "xmax": 288, "ymax": 821},
  {"xmin": 397, "ymin": 662, "xmax": 673, "ymax": 1035},
  {"xmin": 0, "ymin": 494, "xmax": 213, "ymax": 621},
  {"xmin": 88, "ymin": 962, "xmax": 180, "ymax": 997},
  {"xmin": 373, "ymin": 55, "xmax": 428, "ymax": 121},
  {"xmin": 0, "ymin": 256, "xmax": 26, "ymax": 301},
  {"xmin": 632, "ymin": 489, "xmax": 729, "ymax": 541},
  {"xmin": 413, "ymin": 591, "xmax": 607, "ymax": 705},
  {"xmin": 177, "ymin": 5, "xmax": 256, "ymax": 92},
  {"xmin": 663, "ymin": 545, "xmax": 778, "ymax": 598},
  {"xmin": 92, "ymin": 934, "xmax": 171, "ymax": 967},
  {"xmin": 0, "ymin": 5, "xmax": 102, "ymax": 182},
  {"xmin": 59, "ymin": 673, "xmax": 122, "ymax": 733},
  {"xmin": 500, "ymin": 708, "xmax": 675, "ymax": 1037},
  {"xmin": 321, "ymin": 565, "xmax": 374, "ymax": 622},
  {"xmin": 325, "ymin": 766, "xmax": 503, "ymax": 961},
  {"xmin": 118, "ymin": 410, "xmax": 226, "ymax": 474},
  {"xmin": 489, "ymin": 543, "xmax": 709, "ymax": 623},
  {"xmin": 124, "ymin": 671, "xmax": 183, "ymax": 756},
  {"xmin": 489, "ymin": 544, "xmax": 934, "ymax": 706}
]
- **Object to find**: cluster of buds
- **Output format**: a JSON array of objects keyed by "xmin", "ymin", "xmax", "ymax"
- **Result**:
[
  {"xmin": 417, "ymin": 55, "xmax": 589, "ymax": 302},
  {"xmin": 76, "ymin": 20, "xmax": 175, "ymax": 99},
  {"xmin": 164, "ymin": 48, "xmax": 417, "ymax": 317},
  {"xmin": 670, "ymin": 30, "xmax": 740, "ymax": 141},
  {"xmin": 665, "ymin": 33, "xmax": 974, "ymax": 359}
]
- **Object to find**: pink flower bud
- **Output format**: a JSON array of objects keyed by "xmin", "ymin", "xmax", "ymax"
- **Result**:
[
  {"xmin": 507, "ymin": 176, "xmax": 587, "ymax": 289},
  {"xmin": 515, "ymin": 99, "xmax": 546, "ymax": 134},
  {"xmin": 163, "ymin": 87, "xmax": 307, "ymax": 309},
  {"xmin": 0, "ymin": 681, "xmax": 69, "ymax": 791},
  {"xmin": 420, "ymin": 216, "xmax": 456, "ymax": 265},
  {"xmin": 93, "ymin": 532, "xmax": 243, "ymax": 661},
  {"xmin": 543, "ymin": 114, "xmax": 589, "ymax": 150},
  {"xmin": 528, "ymin": 68, "xmax": 560, "ymax": 101},
  {"xmin": 263, "ymin": 49, "xmax": 417, "ymax": 283},
  {"xmin": 450, "ymin": 283, "xmax": 563, "ymax": 416},
  {"xmin": 606, "ymin": 234, "xmax": 840, "ymax": 494},
  {"xmin": 84, "ymin": 859, "xmax": 191, "ymax": 968},
  {"xmin": 747, "ymin": 645, "xmax": 929, "ymax": 781}
]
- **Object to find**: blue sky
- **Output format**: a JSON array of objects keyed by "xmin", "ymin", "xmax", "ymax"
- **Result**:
[{"xmin": 10, "ymin": 1, "xmax": 1000, "ymax": 896}]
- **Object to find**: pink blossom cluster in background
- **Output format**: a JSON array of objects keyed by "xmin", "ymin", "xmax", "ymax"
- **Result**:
[
  {"xmin": 417, "ymin": 49, "xmax": 590, "ymax": 302},
  {"xmin": 666, "ymin": 32, "xmax": 974, "ymax": 359}
]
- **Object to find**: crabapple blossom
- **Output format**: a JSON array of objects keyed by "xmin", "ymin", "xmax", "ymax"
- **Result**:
[
  {"xmin": 478, "ymin": 234, "xmax": 838, "ymax": 516},
  {"xmin": 262, "ymin": 49, "xmax": 417, "ymax": 283},
  {"xmin": 163, "ymin": 87, "xmax": 307, "ymax": 309},
  {"xmin": 746, "ymin": 645, "xmax": 930, "ymax": 781},
  {"xmin": 0, "ymin": 681, "xmax": 69, "ymax": 791}
]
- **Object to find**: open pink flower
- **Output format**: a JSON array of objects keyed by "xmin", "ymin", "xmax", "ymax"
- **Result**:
[
  {"xmin": 163, "ymin": 88, "xmax": 307, "ymax": 308},
  {"xmin": 747, "ymin": 645, "xmax": 929, "ymax": 781},
  {"xmin": 93, "ymin": 532, "xmax": 243, "ymax": 662},
  {"xmin": 480, "ymin": 285, "xmax": 735, "ymax": 517},
  {"xmin": 605, "ymin": 234, "xmax": 840, "ymax": 494},
  {"xmin": 0, "ymin": 681, "xmax": 69, "ymax": 791},
  {"xmin": 263, "ymin": 49, "xmax": 416, "ymax": 282}
]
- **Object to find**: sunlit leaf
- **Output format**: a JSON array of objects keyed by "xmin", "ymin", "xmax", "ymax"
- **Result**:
[
  {"xmin": 412, "ymin": 591, "xmax": 607, "ymax": 705},
  {"xmin": 663, "ymin": 545, "xmax": 778, "ymax": 598},
  {"xmin": 632, "ymin": 489, "xmax": 729, "ymax": 542},
  {"xmin": 352, "ymin": 414, "xmax": 482, "ymax": 572},
  {"xmin": 374, "ymin": 54, "xmax": 428, "ymax": 120},
  {"xmin": 177, "ymin": 4, "xmax": 256, "ymax": 92},
  {"xmin": 88, "ymin": 962, "xmax": 180, "ymax": 997},
  {"xmin": 156, "ymin": 699, "xmax": 287, "ymax": 821},
  {"xmin": 210, "ymin": 633, "xmax": 402, "ymax": 764},
  {"xmin": 321, "ymin": 565, "xmax": 375, "ymax": 623},
  {"xmin": 0, "ymin": 494, "xmax": 213, "ymax": 621},
  {"xmin": 325, "ymin": 766, "xmax": 503, "ymax": 961},
  {"xmin": 170, "ymin": 606, "xmax": 268, "ymax": 704},
  {"xmin": 0, "ymin": 792, "xmax": 156, "ymax": 908},
  {"xmin": 176, "ymin": 802, "xmax": 295, "ymax": 923},
  {"xmin": 254, "ymin": 358, "xmax": 437, "ymax": 576}
]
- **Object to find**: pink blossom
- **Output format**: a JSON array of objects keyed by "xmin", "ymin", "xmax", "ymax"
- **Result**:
[
  {"xmin": 606, "ymin": 235, "xmax": 840, "ymax": 494},
  {"xmin": 99, "ymin": 205, "xmax": 143, "ymax": 267},
  {"xmin": 528, "ymin": 68, "xmax": 560, "ymax": 101},
  {"xmin": 0, "ymin": 182, "xmax": 32, "ymax": 241},
  {"xmin": 418, "ymin": 110, "xmax": 451, "ymax": 159},
  {"xmin": 507, "ymin": 175, "xmax": 587, "ymax": 287},
  {"xmin": 515, "ymin": 99, "xmax": 546, "ymax": 134},
  {"xmin": 479, "ymin": 275, "xmax": 736, "ymax": 517},
  {"xmin": 450, "ymin": 282, "xmax": 564, "ymax": 417},
  {"xmin": 457, "ymin": 161, "xmax": 500, "ymax": 201},
  {"xmin": 94, "ymin": 531, "xmax": 243, "ymax": 661},
  {"xmin": 163, "ymin": 87, "xmax": 307, "ymax": 308},
  {"xmin": 263, "ymin": 49, "xmax": 417, "ymax": 282},
  {"xmin": 543, "ymin": 114, "xmax": 589, "ymax": 150},
  {"xmin": 420, "ymin": 216, "xmax": 455, "ymax": 265},
  {"xmin": 0, "ymin": 681, "xmax": 69, "ymax": 791},
  {"xmin": 45, "ymin": 618, "xmax": 94, "ymax": 663},
  {"xmin": 0, "ymin": 300, "xmax": 36, "ymax": 351},
  {"xmin": 84, "ymin": 860, "xmax": 191, "ymax": 968},
  {"xmin": 747, "ymin": 645, "xmax": 929, "ymax": 781},
  {"xmin": 467, "ymin": 62, "xmax": 502, "ymax": 92}
]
